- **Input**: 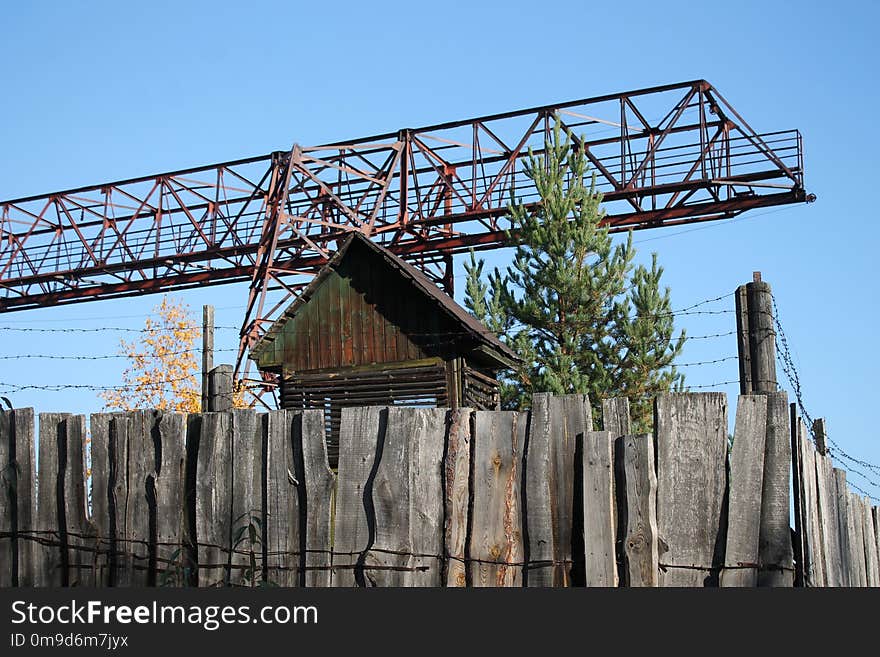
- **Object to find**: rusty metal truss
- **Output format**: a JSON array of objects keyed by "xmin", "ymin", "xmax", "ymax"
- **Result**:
[{"xmin": 0, "ymin": 79, "xmax": 811, "ymax": 398}]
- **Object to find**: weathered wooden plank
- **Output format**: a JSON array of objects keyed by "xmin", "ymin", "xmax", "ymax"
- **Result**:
[
  {"xmin": 523, "ymin": 394, "xmax": 553, "ymax": 587},
  {"xmin": 798, "ymin": 422, "xmax": 825, "ymax": 586},
  {"xmin": 195, "ymin": 412, "xmax": 232, "ymax": 586},
  {"xmin": 616, "ymin": 433, "xmax": 658, "ymax": 587},
  {"xmin": 228, "ymin": 410, "xmax": 261, "ymax": 586},
  {"xmin": 0, "ymin": 410, "xmax": 13, "ymax": 587},
  {"xmin": 847, "ymin": 491, "xmax": 867, "ymax": 587},
  {"xmin": 655, "ymin": 393, "xmax": 728, "ymax": 587},
  {"xmin": 13, "ymin": 409, "xmax": 36, "ymax": 587},
  {"xmin": 403, "ymin": 408, "xmax": 445, "ymax": 587},
  {"xmin": 444, "ymin": 408, "xmax": 471, "ymax": 587},
  {"xmin": 832, "ymin": 469, "xmax": 852, "ymax": 585},
  {"xmin": 154, "ymin": 412, "xmax": 186, "ymax": 587},
  {"xmin": 758, "ymin": 391, "xmax": 794, "ymax": 586},
  {"xmin": 861, "ymin": 497, "xmax": 879, "ymax": 587},
  {"xmin": 89, "ymin": 413, "xmax": 113, "ymax": 586},
  {"xmin": 365, "ymin": 407, "xmax": 445, "ymax": 587},
  {"xmin": 332, "ymin": 406, "xmax": 385, "ymax": 587},
  {"xmin": 583, "ymin": 430, "xmax": 617, "ymax": 587},
  {"xmin": 602, "ymin": 397, "xmax": 631, "ymax": 437},
  {"xmin": 264, "ymin": 410, "xmax": 298, "ymax": 587},
  {"xmin": 299, "ymin": 409, "xmax": 334, "ymax": 587},
  {"xmin": 614, "ymin": 434, "xmax": 659, "ymax": 588},
  {"xmin": 107, "ymin": 414, "xmax": 132, "ymax": 586},
  {"xmin": 36, "ymin": 413, "xmax": 67, "ymax": 587},
  {"xmin": 790, "ymin": 406, "xmax": 807, "ymax": 586},
  {"xmin": 63, "ymin": 415, "xmax": 93, "ymax": 587},
  {"xmin": 365, "ymin": 406, "xmax": 410, "ymax": 587},
  {"xmin": 815, "ymin": 454, "xmax": 842, "ymax": 586},
  {"xmin": 552, "ymin": 394, "xmax": 588, "ymax": 585},
  {"xmin": 524, "ymin": 394, "xmax": 583, "ymax": 587},
  {"xmin": 124, "ymin": 411, "xmax": 151, "ymax": 586},
  {"xmin": 873, "ymin": 507, "xmax": 880, "ymax": 588},
  {"xmin": 0, "ymin": 409, "xmax": 35, "ymax": 587},
  {"xmin": 523, "ymin": 393, "xmax": 590, "ymax": 587},
  {"xmin": 720, "ymin": 395, "xmax": 767, "ymax": 587},
  {"xmin": 470, "ymin": 410, "xmax": 526, "ymax": 587}
]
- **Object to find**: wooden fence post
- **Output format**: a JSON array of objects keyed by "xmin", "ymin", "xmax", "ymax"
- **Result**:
[{"xmin": 208, "ymin": 365, "xmax": 234, "ymax": 412}]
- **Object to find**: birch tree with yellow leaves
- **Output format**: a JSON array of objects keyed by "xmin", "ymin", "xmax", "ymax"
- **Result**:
[{"xmin": 100, "ymin": 296, "xmax": 202, "ymax": 412}]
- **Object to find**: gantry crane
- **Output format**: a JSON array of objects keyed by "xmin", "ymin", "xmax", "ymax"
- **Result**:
[{"xmin": 0, "ymin": 80, "xmax": 812, "ymax": 403}]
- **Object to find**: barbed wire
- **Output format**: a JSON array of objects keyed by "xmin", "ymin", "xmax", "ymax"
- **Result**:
[
  {"xmin": 0, "ymin": 348, "xmax": 239, "ymax": 361},
  {"xmin": 0, "ymin": 374, "xmax": 199, "ymax": 393},
  {"xmin": 0, "ymin": 325, "xmax": 239, "ymax": 334},
  {"xmin": 771, "ymin": 294, "xmax": 880, "ymax": 488}
]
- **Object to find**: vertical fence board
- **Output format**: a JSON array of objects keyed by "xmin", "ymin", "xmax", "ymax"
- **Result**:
[
  {"xmin": 554, "ymin": 395, "xmax": 588, "ymax": 585},
  {"xmin": 524, "ymin": 394, "xmax": 554, "ymax": 587},
  {"xmin": 873, "ymin": 507, "xmax": 880, "ymax": 587},
  {"xmin": 228, "ymin": 410, "xmax": 261, "ymax": 586},
  {"xmin": 300, "ymin": 409, "xmax": 334, "ymax": 587},
  {"xmin": 107, "ymin": 415, "xmax": 131, "ymax": 586},
  {"xmin": 89, "ymin": 414, "xmax": 113, "ymax": 586},
  {"xmin": 721, "ymin": 395, "xmax": 767, "ymax": 587},
  {"xmin": 758, "ymin": 391, "xmax": 794, "ymax": 586},
  {"xmin": 862, "ymin": 497, "xmax": 879, "ymax": 587},
  {"xmin": 154, "ymin": 412, "xmax": 186, "ymax": 587},
  {"xmin": 470, "ymin": 410, "xmax": 525, "ymax": 587},
  {"xmin": 63, "ymin": 415, "xmax": 93, "ymax": 586},
  {"xmin": 264, "ymin": 410, "xmax": 299, "ymax": 587},
  {"xmin": 404, "ymin": 408, "xmax": 446, "ymax": 587},
  {"xmin": 602, "ymin": 398, "xmax": 631, "ymax": 436},
  {"xmin": 368, "ymin": 407, "xmax": 411, "ymax": 587},
  {"xmin": 798, "ymin": 422, "xmax": 825, "ymax": 586},
  {"xmin": 444, "ymin": 408, "xmax": 471, "ymax": 587},
  {"xmin": 0, "ymin": 410, "xmax": 13, "ymax": 587},
  {"xmin": 332, "ymin": 406, "xmax": 385, "ymax": 587},
  {"xmin": 1, "ymin": 409, "xmax": 36, "ymax": 587},
  {"xmin": 815, "ymin": 454, "xmax": 841, "ymax": 586},
  {"xmin": 847, "ymin": 492, "xmax": 867, "ymax": 587},
  {"xmin": 583, "ymin": 430, "xmax": 616, "ymax": 587},
  {"xmin": 36, "ymin": 413, "xmax": 67, "ymax": 587},
  {"xmin": 524, "ymin": 394, "xmax": 583, "ymax": 587},
  {"xmin": 14, "ymin": 409, "xmax": 36, "ymax": 587},
  {"xmin": 125, "ymin": 412, "xmax": 151, "ymax": 586},
  {"xmin": 616, "ymin": 433, "xmax": 658, "ymax": 587},
  {"xmin": 833, "ymin": 469, "xmax": 852, "ymax": 586},
  {"xmin": 195, "ymin": 412, "xmax": 232, "ymax": 586},
  {"xmin": 655, "ymin": 393, "xmax": 728, "ymax": 587}
]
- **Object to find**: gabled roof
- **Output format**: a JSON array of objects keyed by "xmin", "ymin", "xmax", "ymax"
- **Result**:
[{"xmin": 249, "ymin": 232, "xmax": 519, "ymax": 367}]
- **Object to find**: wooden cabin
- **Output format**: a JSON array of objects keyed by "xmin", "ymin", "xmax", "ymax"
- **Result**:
[{"xmin": 249, "ymin": 232, "xmax": 519, "ymax": 461}]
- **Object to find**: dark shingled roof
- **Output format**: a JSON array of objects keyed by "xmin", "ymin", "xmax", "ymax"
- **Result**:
[{"xmin": 249, "ymin": 232, "xmax": 519, "ymax": 366}]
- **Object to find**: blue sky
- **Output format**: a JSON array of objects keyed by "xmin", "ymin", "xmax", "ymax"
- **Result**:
[{"xmin": 1, "ymin": 1, "xmax": 878, "ymax": 494}]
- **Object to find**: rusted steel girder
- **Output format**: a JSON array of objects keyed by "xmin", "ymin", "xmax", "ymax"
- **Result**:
[{"xmin": 0, "ymin": 79, "xmax": 811, "ymax": 391}]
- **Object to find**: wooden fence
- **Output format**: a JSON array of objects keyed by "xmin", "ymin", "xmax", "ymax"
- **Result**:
[
  {"xmin": 0, "ymin": 392, "xmax": 877, "ymax": 587},
  {"xmin": 792, "ymin": 413, "xmax": 880, "ymax": 586}
]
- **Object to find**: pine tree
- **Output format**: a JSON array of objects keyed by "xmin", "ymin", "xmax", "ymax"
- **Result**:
[{"xmin": 464, "ymin": 118, "xmax": 685, "ymax": 430}]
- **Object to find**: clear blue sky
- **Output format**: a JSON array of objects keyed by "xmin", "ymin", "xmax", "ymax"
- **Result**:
[{"xmin": 1, "ymin": 1, "xmax": 877, "ymax": 494}]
